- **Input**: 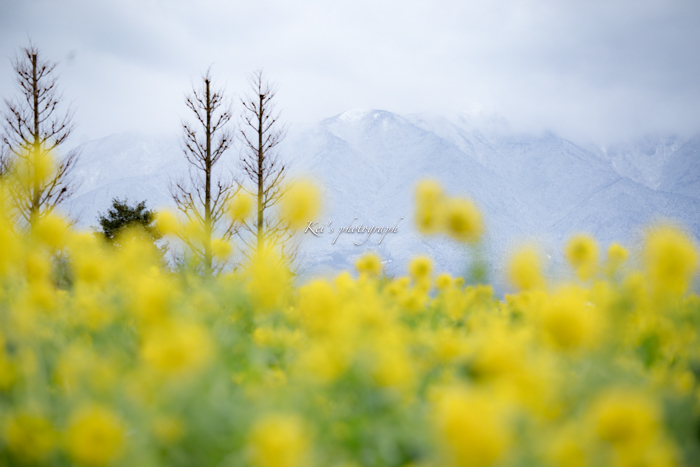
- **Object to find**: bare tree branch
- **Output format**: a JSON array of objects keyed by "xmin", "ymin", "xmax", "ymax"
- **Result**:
[
  {"xmin": 236, "ymin": 69, "xmax": 298, "ymax": 272},
  {"xmin": 1, "ymin": 42, "xmax": 80, "ymax": 226},
  {"xmin": 170, "ymin": 68, "xmax": 238, "ymax": 277}
]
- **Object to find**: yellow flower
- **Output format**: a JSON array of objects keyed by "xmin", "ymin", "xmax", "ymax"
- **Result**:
[
  {"xmin": 356, "ymin": 252, "xmax": 383, "ymax": 277},
  {"xmin": 591, "ymin": 389, "xmax": 659, "ymax": 448},
  {"xmin": 248, "ymin": 414, "xmax": 310, "ymax": 467},
  {"xmin": 66, "ymin": 405, "xmax": 125, "ymax": 467},
  {"xmin": 0, "ymin": 215, "xmax": 20, "ymax": 276},
  {"xmin": 508, "ymin": 244, "xmax": 545, "ymax": 290},
  {"xmin": 565, "ymin": 234, "xmax": 598, "ymax": 280},
  {"xmin": 73, "ymin": 289, "xmax": 112, "ymax": 330},
  {"xmin": 10, "ymin": 148, "xmax": 57, "ymax": 188},
  {"xmin": 435, "ymin": 272, "xmax": 453, "ymax": 290},
  {"xmin": 131, "ymin": 276, "xmax": 173, "ymax": 325},
  {"xmin": 4, "ymin": 413, "xmax": 56, "ymax": 463},
  {"xmin": 24, "ymin": 251, "xmax": 50, "ymax": 283},
  {"xmin": 607, "ymin": 243, "xmax": 628, "ymax": 266},
  {"xmin": 415, "ymin": 179, "xmax": 445, "ymax": 234},
  {"xmin": 141, "ymin": 321, "xmax": 214, "ymax": 376},
  {"xmin": 644, "ymin": 225, "xmax": 698, "ymax": 295},
  {"xmin": 470, "ymin": 331, "xmax": 525, "ymax": 382},
  {"xmin": 444, "ymin": 197, "xmax": 483, "ymax": 243},
  {"xmin": 409, "ymin": 255, "xmax": 432, "ymax": 280},
  {"xmin": 299, "ymin": 280, "xmax": 340, "ymax": 336},
  {"xmin": 31, "ymin": 212, "xmax": 69, "ymax": 249},
  {"xmin": 229, "ymin": 191, "xmax": 255, "ymax": 222},
  {"xmin": 541, "ymin": 287, "xmax": 602, "ymax": 351},
  {"xmin": 246, "ymin": 246, "xmax": 291, "ymax": 310},
  {"xmin": 433, "ymin": 387, "xmax": 510, "ymax": 467},
  {"xmin": 547, "ymin": 425, "xmax": 590, "ymax": 467},
  {"xmin": 372, "ymin": 347, "xmax": 414, "ymax": 388},
  {"xmin": 400, "ymin": 287, "xmax": 430, "ymax": 314},
  {"xmin": 281, "ymin": 180, "xmax": 321, "ymax": 229},
  {"xmin": 155, "ymin": 209, "xmax": 179, "ymax": 235},
  {"xmin": 253, "ymin": 326, "xmax": 276, "ymax": 347},
  {"xmin": 212, "ymin": 237, "xmax": 232, "ymax": 258},
  {"xmin": 297, "ymin": 342, "xmax": 348, "ymax": 384}
]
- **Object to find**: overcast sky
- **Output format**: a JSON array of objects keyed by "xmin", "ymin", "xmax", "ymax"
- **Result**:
[{"xmin": 1, "ymin": 0, "xmax": 700, "ymax": 145}]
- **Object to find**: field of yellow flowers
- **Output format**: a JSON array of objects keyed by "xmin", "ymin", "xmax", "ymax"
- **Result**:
[{"xmin": 1, "ymin": 177, "xmax": 699, "ymax": 467}]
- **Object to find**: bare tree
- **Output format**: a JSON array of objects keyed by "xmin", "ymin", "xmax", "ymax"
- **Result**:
[
  {"xmin": 237, "ymin": 70, "xmax": 297, "ymax": 265},
  {"xmin": 0, "ymin": 145, "xmax": 9, "ymax": 178},
  {"xmin": 171, "ymin": 69, "xmax": 238, "ymax": 276},
  {"xmin": 1, "ymin": 42, "xmax": 80, "ymax": 224}
]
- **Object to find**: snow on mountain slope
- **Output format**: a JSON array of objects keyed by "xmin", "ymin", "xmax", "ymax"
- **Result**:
[
  {"xmin": 61, "ymin": 110, "xmax": 700, "ymax": 288},
  {"xmin": 284, "ymin": 110, "xmax": 539, "ymax": 279},
  {"xmin": 594, "ymin": 135, "xmax": 684, "ymax": 190},
  {"xmin": 405, "ymin": 113, "xmax": 623, "ymax": 228},
  {"xmin": 62, "ymin": 133, "xmax": 187, "ymax": 229},
  {"xmin": 550, "ymin": 177, "xmax": 700, "ymax": 248},
  {"xmin": 657, "ymin": 136, "xmax": 700, "ymax": 199}
]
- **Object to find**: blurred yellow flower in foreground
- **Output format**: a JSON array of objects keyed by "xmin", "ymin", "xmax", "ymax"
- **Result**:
[
  {"xmin": 141, "ymin": 321, "xmax": 213, "ymax": 376},
  {"xmin": 66, "ymin": 405, "xmax": 125, "ymax": 467},
  {"xmin": 566, "ymin": 234, "xmax": 598, "ymax": 280},
  {"xmin": 435, "ymin": 272, "xmax": 453, "ymax": 290},
  {"xmin": 249, "ymin": 414, "xmax": 310, "ymax": 467},
  {"xmin": 541, "ymin": 287, "xmax": 602, "ymax": 351},
  {"xmin": 281, "ymin": 180, "xmax": 320, "ymax": 229},
  {"xmin": 644, "ymin": 225, "xmax": 698, "ymax": 295},
  {"xmin": 433, "ymin": 387, "xmax": 510, "ymax": 467},
  {"xmin": 444, "ymin": 197, "xmax": 483, "ymax": 244},
  {"xmin": 229, "ymin": 191, "xmax": 254, "ymax": 222},
  {"xmin": 356, "ymin": 252, "xmax": 383, "ymax": 277},
  {"xmin": 607, "ymin": 242, "xmax": 628, "ymax": 267},
  {"xmin": 508, "ymin": 244, "xmax": 545, "ymax": 290},
  {"xmin": 246, "ymin": 246, "xmax": 291, "ymax": 309},
  {"xmin": 212, "ymin": 237, "xmax": 232, "ymax": 258},
  {"xmin": 155, "ymin": 209, "xmax": 179, "ymax": 235},
  {"xmin": 409, "ymin": 255, "xmax": 432, "ymax": 280},
  {"xmin": 4, "ymin": 413, "xmax": 55, "ymax": 463},
  {"xmin": 415, "ymin": 179, "xmax": 445, "ymax": 235},
  {"xmin": 591, "ymin": 389, "xmax": 660, "ymax": 448},
  {"xmin": 31, "ymin": 212, "xmax": 69, "ymax": 249}
]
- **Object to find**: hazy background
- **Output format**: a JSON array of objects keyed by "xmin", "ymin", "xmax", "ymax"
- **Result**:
[{"xmin": 2, "ymin": 0, "xmax": 700, "ymax": 146}]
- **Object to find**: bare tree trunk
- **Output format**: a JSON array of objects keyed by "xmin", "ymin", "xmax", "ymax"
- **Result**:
[
  {"xmin": 1, "ymin": 43, "xmax": 80, "ymax": 227},
  {"xmin": 239, "ymin": 70, "xmax": 296, "ymax": 270},
  {"xmin": 171, "ymin": 69, "xmax": 237, "ymax": 277},
  {"xmin": 256, "ymin": 92, "xmax": 264, "ymax": 258},
  {"xmin": 204, "ymin": 78, "xmax": 213, "ymax": 277},
  {"xmin": 31, "ymin": 51, "xmax": 41, "ymax": 220}
]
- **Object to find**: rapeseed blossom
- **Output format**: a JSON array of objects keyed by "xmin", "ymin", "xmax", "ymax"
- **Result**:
[
  {"xmin": 0, "ymin": 177, "xmax": 697, "ymax": 467},
  {"xmin": 433, "ymin": 387, "xmax": 511, "ymax": 467},
  {"xmin": 66, "ymin": 405, "xmax": 125, "ymax": 466},
  {"xmin": 415, "ymin": 179, "xmax": 445, "ymax": 234},
  {"xmin": 444, "ymin": 197, "xmax": 483, "ymax": 243},
  {"xmin": 3, "ymin": 413, "xmax": 56, "ymax": 463},
  {"xmin": 248, "ymin": 414, "xmax": 310, "ymax": 467},
  {"xmin": 355, "ymin": 251, "xmax": 383, "ymax": 277},
  {"xmin": 508, "ymin": 244, "xmax": 545, "ymax": 290},
  {"xmin": 229, "ymin": 191, "xmax": 255, "ymax": 222},
  {"xmin": 566, "ymin": 234, "xmax": 598, "ymax": 280},
  {"xmin": 644, "ymin": 225, "xmax": 698, "ymax": 295},
  {"xmin": 281, "ymin": 180, "xmax": 320, "ymax": 229}
]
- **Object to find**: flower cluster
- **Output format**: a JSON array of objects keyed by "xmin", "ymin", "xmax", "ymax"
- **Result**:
[{"xmin": 0, "ymin": 178, "xmax": 698, "ymax": 467}]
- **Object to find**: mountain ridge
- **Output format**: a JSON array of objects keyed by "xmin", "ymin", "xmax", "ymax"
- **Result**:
[{"xmin": 58, "ymin": 109, "xmax": 700, "ymax": 287}]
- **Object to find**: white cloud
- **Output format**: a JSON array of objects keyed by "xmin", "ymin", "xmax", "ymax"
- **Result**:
[{"xmin": 1, "ymin": 0, "xmax": 699, "ymax": 144}]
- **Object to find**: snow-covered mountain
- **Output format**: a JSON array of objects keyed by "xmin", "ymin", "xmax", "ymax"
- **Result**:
[{"xmin": 60, "ymin": 110, "xmax": 700, "ymax": 288}]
